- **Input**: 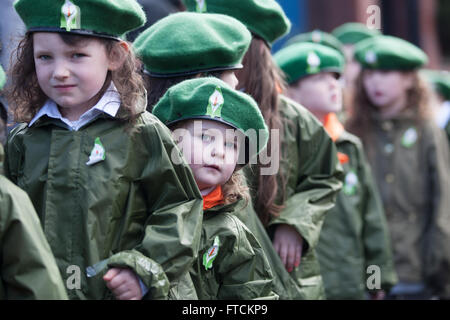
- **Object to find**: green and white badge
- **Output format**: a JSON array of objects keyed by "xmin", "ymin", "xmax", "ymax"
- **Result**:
[
  {"xmin": 306, "ymin": 51, "xmax": 321, "ymax": 74},
  {"xmin": 86, "ymin": 137, "xmax": 105, "ymax": 166},
  {"xmin": 343, "ymin": 170, "xmax": 358, "ymax": 196},
  {"xmin": 203, "ymin": 236, "xmax": 220, "ymax": 271},
  {"xmin": 206, "ymin": 86, "xmax": 224, "ymax": 118},
  {"xmin": 196, "ymin": 0, "xmax": 207, "ymax": 13},
  {"xmin": 401, "ymin": 127, "xmax": 418, "ymax": 148},
  {"xmin": 60, "ymin": 0, "xmax": 81, "ymax": 32}
]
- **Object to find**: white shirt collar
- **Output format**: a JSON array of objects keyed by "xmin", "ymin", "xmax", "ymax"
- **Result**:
[
  {"xmin": 435, "ymin": 101, "xmax": 450, "ymax": 129},
  {"xmin": 29, "ymin": 82, "xmax": 121, "ymax": 130}
]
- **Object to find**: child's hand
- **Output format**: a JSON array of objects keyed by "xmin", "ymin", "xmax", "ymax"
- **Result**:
[
  {"xmin": 273, "ymin": 224, "xmax": 303, "ymax": 273},
  {"xmin": 103, "ymin": 268, "xmax": 142, "ymax": 300}
]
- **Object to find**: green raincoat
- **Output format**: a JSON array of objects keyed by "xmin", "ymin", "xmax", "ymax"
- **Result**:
[
  {"xmin": 190, "ymin": 199, "xmax": 277, "ymax": 300},
  {"xmin": 1, "ymin": 143, "xmax": 68, "ymax": 299},
  {"xmin": 243, "ymin": 95, "xmax": 344, "ymax": 299},
  {"xmin": 4, "ymin": 103, "xmax": 204, "ymax": 300},
  {"xmin": 316, "ymin": 125, "xmax": 397, "ymax": 299},
  {"xmin": 362, "ymin": 111, "xmax": 450, "ymax": 298}
]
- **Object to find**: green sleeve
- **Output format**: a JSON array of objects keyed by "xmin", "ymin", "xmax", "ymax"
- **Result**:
[
  {"xmin": 269, "ymin": 97, "xmax": 344, "ymax": 251},
  {"xmin": 0, "ymin": 175, "xmax": 68, "ymax": 300},
  {"xmin": 423, "ymin": 124, "xmax": 450, "ymax": 298},
  {"xmin": 216, "ymin": 215, "xmax": 277, "ymax": 300},
  {"xmin": 110, "ymin": 119, "xmax": 204, "ymax": 285},
  {"xmin": 358, "ymin": 143, "xmax": 398, "ymax": 292}
]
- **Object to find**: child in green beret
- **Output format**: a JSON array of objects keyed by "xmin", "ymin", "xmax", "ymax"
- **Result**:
[
  {"xmin": 184, "ymin": 0, "xmax": 344, "ymax": 300},
  {"xmin": 347, "ymin": 35, "xmax": 450, "ymax": 299},
  {"xmin": 133, "ymin": 11, "xmax": 251, "ymax": 110},
  {"xmin": 153, "ymin": 77, "xmax": 277, "ymax": 299},
  {"xmin": 4, "ymin": 0, "xmax": 203, "ymax": 300},
  {"xmin": 275, "ymin": 41, "xmax": 397, "ymax": 300}
]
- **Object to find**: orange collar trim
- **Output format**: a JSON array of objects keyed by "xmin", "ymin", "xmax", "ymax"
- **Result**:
[
  {"xmin": 323, "ymin": 113, "xmax": 345, "ymax": 142},
  {"xmin": 203, "ymin": 186, "xmax": 225, "ymax": 211}
]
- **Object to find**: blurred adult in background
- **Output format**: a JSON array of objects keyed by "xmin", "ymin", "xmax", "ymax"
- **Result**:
[{"xmin": 127, "ymin": 0, "xmax": 185, "ymax": 41}]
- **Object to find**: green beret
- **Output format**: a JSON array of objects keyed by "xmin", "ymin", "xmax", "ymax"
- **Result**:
[
  {"xmin": 152, "ymin": 77, "xmax": 268, "ymax": 162},
  {"xmin": 332, "ymin": 22, "xmax": 381, "ymax": 45},
  {"xmin": 421, "ymin": 69, "xmax": 450, "ymax": 101},
  {"xmin": 182, "ymin": 0, "xmax": 291, "ymax": 46},
  {"xmin": 0, "ymin": 66, "xmax": 6, "ymax": 91},
  {"xmin": 14, "ymin": 0, "xmax": 146, "ymax": 39},
  {"xmin": 283, "ymin": 30, "xmax": 345, "ymax": 58},
  {"xmin": 133, "ymin": 12, "xmax": 251, "ymax": 77},
  {"xmin": 274, "ymin": 42, "xmax": 345, "ymax": 84},
  {"xmin": 354, "ymin": 35, "xmax": 428, "ymax": 70}
]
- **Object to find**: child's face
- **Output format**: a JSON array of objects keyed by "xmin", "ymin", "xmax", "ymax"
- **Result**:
[
  {"xmin": 288, "ymin": 72, "xmax": 342, "ymax": 117},
  {"xmin": 219, "ymin": 70, "xmax": 239, "ymax": 89},
  {"xmin": 173, "ymin": 119, "xmax": 241, "ymax": 194},
  {"xmin": 33, "ymin": 32, "xmax": 115, "ymax": 120},
  {"xmin": 363, "ymin": 70, "xmax": 414, "ymax": 110}
]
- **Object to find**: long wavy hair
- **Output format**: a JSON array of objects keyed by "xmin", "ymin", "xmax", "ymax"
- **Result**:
[
  {"xmin": 346, "ymin": 69, "xmax": 432, "ymax": 143},
  {"xmin": 238, "ymin": 36, "xmax": 287, "ymax": 226},
  {"xmin": 6, "ymin": 32, "xmax": 146, "ymax": 125}
]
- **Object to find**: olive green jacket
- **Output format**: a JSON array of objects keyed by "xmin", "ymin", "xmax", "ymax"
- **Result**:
[
  {"xmin": 190, "ymin": 200, "xmax": 277, "ymax": 300},
  {"xmin": 316, "ymin": 129, "xmax": 397, "ymax": 299},
  {"xmin": 1, "ymin": 173, "xmax": 68, "ymax": 299},
  {"xmin": 4, "ymin": 105, "xmax": 204, "ymax": 300},
  {"xmin": 362, "ymin": 112, "xmax": 450, "ymax": 297},
  {"xmin": 244, "ymin": 96, "xmax": 344, "ymax": 299}
]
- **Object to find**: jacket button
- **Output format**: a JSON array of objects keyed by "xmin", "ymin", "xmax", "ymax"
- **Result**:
[
  {"xmin": 384, "ymin": 143, "xmax": 394, "ymax": 154},
  {"xmin": 382, "ymin": 121, "xmax": 393, "ymax": 131},
  {"xmin": 385, "ymin": 173, "xmax": 395, "ymax": 183}
]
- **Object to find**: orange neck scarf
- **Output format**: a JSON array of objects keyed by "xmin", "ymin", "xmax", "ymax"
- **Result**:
[
  {"xmin": 203, "ymin": 186, "xmax": 225, "ymax": 211},
  {"xmin": 323, "ymin": 113, "xmax": 349, "ymax": 165}
]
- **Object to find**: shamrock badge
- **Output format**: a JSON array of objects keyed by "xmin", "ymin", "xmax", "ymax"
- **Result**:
[
  {"xmin": 203, "ymin": 236, "xmax": 220, "ymax": 271},
  {"xmin": 60, "ymin": 0, "xmax": 81, "ymax": 32},
  {"xmin": 86, "ymin": 137, "xmax": 105, "ymax": 166},
  {"xmin": 365, "ymin": 50, "xmax": 377, "ymax": 66},
  {"xmin": 206, "ymin": 86, "xmax": 224, "ymax": 118}
]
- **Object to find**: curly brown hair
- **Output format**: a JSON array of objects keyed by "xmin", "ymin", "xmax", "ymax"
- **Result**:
[
  {"xmin": 346, "ymin": 69, "xmax": 432, "ymax": 141},
  {"xmin": 237, "ymin": 36, "xmax": 287, "ymax": 226},
  {"xmin": 5, "ymin": 32, "xmax": 146, "ymax": 124}
]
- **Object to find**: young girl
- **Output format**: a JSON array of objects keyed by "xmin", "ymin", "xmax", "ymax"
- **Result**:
[
  {"xmin": 274, "ymin": 41, "xmax": 397, "ymax": 300},
  {"xmin": 347, "ymin": 35, "xmax": 450, "ymax": 299},
  {"xmin": 133, "ymin": 11, "xmax": 251, "ymax": 109},
  {"xmin": 184, "ymin": 0, "xmax": 344, "ymax": 299},
  {"xmin": 4, "ymin": 0, "xmax": 203, "ymax": 300},
  {"xmin": 153, "ymin": 77, "xmax": 276, "ymax": 299}
]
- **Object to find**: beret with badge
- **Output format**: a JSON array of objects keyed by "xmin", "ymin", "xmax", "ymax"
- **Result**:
[
  {"xmin": 354, "ymin": 35, "xmax": 428, "ymax": 70},
  {"xmin": 152, "ymin": 77, "xmax": 268, "ymax": 163},
  {"xmin": 14, "ymin": 0, "xmax": 146, "ymax": 40},
  {"xmin": 133, "ymin": 12, "xmax": 251, "ymax": 77},
  {"xmin": 332, "ymin": 22, "xmax": 381, "ymax": 45},
  {"xmin": 182, "ymin": 0, "xmax": 291, "ymax": 47},
  {"xmin": 283, "ymin": 30, "xmax": 345, "ymax": 58},
  {"xmin": 274, "ymin": 42, "xmax": 345, "ymax": 84}
]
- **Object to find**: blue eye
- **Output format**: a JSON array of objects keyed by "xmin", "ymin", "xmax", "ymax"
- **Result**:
[
  {"xmin": 72, "ymin": 53, "xmax": 86, "ymax": 59},
  {"xmin": 38, "ymin": 55, "xmax": 51, "ymax": 61},
  {"xmin": 202, "ymin": 134, "xmax": 214, "ymax": 143}
]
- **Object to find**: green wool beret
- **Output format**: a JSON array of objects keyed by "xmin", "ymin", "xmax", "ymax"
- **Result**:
[
  {"xmin": 14, "ymin": 0, "xmax": 146, "ymax": 39},
  {"xmin": 182, "ymin": 0, "xmax": 291, "ymax": 46},
  {"xmin": 133, "ymin": 12, "xmax": 251, "ymax": 77},
  {"xmin": 152, "ymin": 77, "xmax": 269, "ymax": 162},
  {"xmin": 332, "ymin": 22, "xmax": 381, "ymax": 45},
  {"xmin": 354, "ymin": 35, "xmax": 428, "ymax": 70},
  {"xmin": 274, "ymin": 42, "xmax": 345, "ymax": 84},
  {"xmin": 421, "ymin": 69, "xmax": 450, "ymax": 101},
  {"xmin": 0, "ymin": 66, "xmax": 6, "ymax": 90},
  {"xmin": 283, "ymin": 30, "xmax": 345, "ymax": 57}
]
